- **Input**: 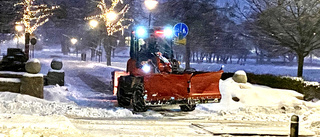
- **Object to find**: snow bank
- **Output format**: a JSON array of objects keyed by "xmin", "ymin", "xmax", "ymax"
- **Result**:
[
  {"xmin": 44, "ymin": 85, "xmax": 72, "ymax": 103},
  {"xmin": 196, "ymin": 78, "xmax": 320, "ymax": 134},
  {"xmin": 0, "ymin": 86, "xmax": 137, "ymax": 118},
  {"xmin": 198, "ymin": 78, "xmax": 319, "ymax": 111},
  {"xmin": 0, "ymin": 83, "xmax": 164, "ymax": 119}
]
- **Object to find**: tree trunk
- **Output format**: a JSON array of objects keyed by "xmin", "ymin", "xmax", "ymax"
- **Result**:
[
  {"xmin": 106, "ymin": 46, "xmax": 112, "ymax": 66},
  {"xmin": 185, "ymin": 42, "xmax": 191, "ymax": 69},
  {"xmin": 208, "ymin": 53, "xmax": 212, "ymax": 63},
  {"xmin": 103, "ymin": 36, "xmax": 112, "ymax": 66},
  {"xmin": 288, "ymin": 54, "xmax": 295, "ymax": 63},
  {"xmin": 196, "ymin": 52, "xmax": 199, "ymax": 62},
  {"xmin": 192, "ymin": 51, "xmax": 195, "ymax": 62},
  {"xmin": 217, "ymin": 55, "xmax": 220, "ymax": 63},
  {"xmin": 200, "ymin": 53, "xmax": 205, "ymax": 62},
  {"xmin": 297, "ymin": 53, "xmax": 304, "ymax": 77}
]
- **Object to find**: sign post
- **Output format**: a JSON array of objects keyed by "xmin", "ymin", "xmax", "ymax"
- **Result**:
[
  {"xmin": 30, "ymin": 38, "xmax": 37, "ymax": 58},
  {"xmin": 173, "ymin": 23, "xmax": 190, "ymax": 68}
]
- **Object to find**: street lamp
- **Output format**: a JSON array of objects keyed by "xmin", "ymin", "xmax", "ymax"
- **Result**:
[
  {"xmin": 89, "ymin": 19, "xmax": 99, "ymax": 61},
  {"xmin": 89, "ymin": 19, "xmax": 103, "ymax": 62},
  {"xmin": 15, "ymin": 25, "xmax": 23, "ymax": 32},
  {"xmin": 144, "ymin": 0, "xmax": 158, "ymax": 28},
  {"xmin": 71, "ymin": 38, "xmax": 78, "ymax": 45},
  {"xmin": 15, "ymin": 25, "xmax": 23, "ymax": 48},
  {"xmin": 89, "ymin": 19, "xmax": 99, "ymax": 29},
  {"xmin": 70, "ymin": 38, "xmax": 78, "ymax": 56}
]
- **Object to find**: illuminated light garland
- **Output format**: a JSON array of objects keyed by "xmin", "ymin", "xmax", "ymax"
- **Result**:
[
  {"xmin": 85, "ymin": 0, "xmax": 133, "ymax": 35},
  {"xmin": 15, "ymin": 0, "xmax": 59, "ymax": 34}
]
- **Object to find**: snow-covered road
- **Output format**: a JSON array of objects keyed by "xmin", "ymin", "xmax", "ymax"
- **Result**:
[{"xmin": 70, "ymin": 118, "xmax": 296, "ymax": 136}]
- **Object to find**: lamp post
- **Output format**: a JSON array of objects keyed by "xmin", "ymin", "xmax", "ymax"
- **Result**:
[
  {"xmin": 114, "ymin": 39, "xmax": 120, "ymax": 57},
  {"xmin": 89, "ymin": 13, "xmax": 118, "ymax": 64},
  {"xmin": 89, "ymin": 19, "xmax": 103, "ymax": 62},
  {"xmin": 89, "ymin": 19, "xmax": 99, "ymax": 61},
  {"xmin": 15, "ymin": 25, "xmax": 23, "ymax": 48},
  {"xmin": 144, "ymin": 0, "xmax": 158, "ymax": 28},
  {"xmin": 70, "ymin": 38, "xmax": 78, "ymax": 56}
]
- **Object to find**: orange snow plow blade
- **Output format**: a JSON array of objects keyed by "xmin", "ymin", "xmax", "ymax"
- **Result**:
[
  {"xmin": 144, "ymin": 70, "xmax": 223, "ymax": 101},
  {"xmin": 189, "ymin": 71, "xmax": 222, "ymax": 99}
]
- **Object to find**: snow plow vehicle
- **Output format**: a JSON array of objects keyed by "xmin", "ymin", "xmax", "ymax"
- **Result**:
[{"xmin": 112, "ymin": 26, "xmax": 223, "ymax": 112}]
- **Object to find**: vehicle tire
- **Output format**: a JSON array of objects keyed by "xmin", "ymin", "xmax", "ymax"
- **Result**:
[
  {"xmin": 132, "ymin": 83, "xmax": 147, "ymax": 112},
  {"xmin": 117, "ymin": 77, "xmax": 131, "ymax": 107},
  {"xmin": 180, "ymin": 104, "xmax": 196, "ymax": 112}
]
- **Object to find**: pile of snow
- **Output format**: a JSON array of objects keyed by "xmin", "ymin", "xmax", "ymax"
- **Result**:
[
  {"xmin": 0, "ymin": 86, "xmax": 136, "ymax": 118},
  {"xmin": 44, "ymin": 85, "xmax": 73, "ymax": 103},
  {"xmin": 196, "ymin": 78, "xmax": 320, "ymax": 134},
  {"xmin": 0, "ymin": 83, "xmax": 165, "ymax": 119}
]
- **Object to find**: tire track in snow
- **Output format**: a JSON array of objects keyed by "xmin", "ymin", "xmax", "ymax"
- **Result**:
[{"xmin": 77, "ymin": 72, "xmax": 112, "ymax": 95}]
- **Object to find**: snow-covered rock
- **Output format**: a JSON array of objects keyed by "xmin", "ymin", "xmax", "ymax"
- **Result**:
[
  {"xmin": 50, "ymin": 59, "xmax": 63, "ymax": 70},
  {"xmin": 25, "ymin": 59, "xmax": 41, "ymax": 74},
  {"xmin": 232, "ymin": 70, "xmax": 247, "ymax": 83}
]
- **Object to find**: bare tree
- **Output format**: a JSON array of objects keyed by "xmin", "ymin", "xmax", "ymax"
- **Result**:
[{"xmin": 241, "ymin": 0, "xmax": 320, "ymax": 77}]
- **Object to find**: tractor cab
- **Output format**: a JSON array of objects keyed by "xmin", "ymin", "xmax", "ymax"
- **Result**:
[{"xmin": 127, "ymin": 26, "xmax": 179, "ymax": 76}]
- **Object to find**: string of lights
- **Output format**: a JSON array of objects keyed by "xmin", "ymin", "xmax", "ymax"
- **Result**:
[{"xmin": 15, "ymin": 0, "xmax": 59, "ymax": 34}]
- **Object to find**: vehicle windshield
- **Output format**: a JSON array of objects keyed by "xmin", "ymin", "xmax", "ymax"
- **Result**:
[{"xmin": 144, "ymin": 35, "xmax": 173, "ymax": 59}]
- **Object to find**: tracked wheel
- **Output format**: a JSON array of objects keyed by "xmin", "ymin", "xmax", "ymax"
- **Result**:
[
  {"xmin": 132, "ymin": 83, "xmax": 147, "ymax": 112},
  {"xmin": 117, "ymin": 77, "xmax": 131, "ymax": 107},
  {"xmin": 180, "ymin": 104, "xmax": 196, "ymax": 112}
]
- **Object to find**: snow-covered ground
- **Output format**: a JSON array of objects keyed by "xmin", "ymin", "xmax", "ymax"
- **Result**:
[{"xmin": 0, "ymin": 44, "xmax": 320, "ymax": 136}]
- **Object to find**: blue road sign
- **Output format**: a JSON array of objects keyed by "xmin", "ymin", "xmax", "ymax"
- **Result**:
[{"xmin": 173, "ymin": 23, "xmax": 189, "ymax": 37}]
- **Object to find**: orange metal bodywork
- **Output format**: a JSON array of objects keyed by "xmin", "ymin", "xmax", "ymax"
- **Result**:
[
  {"xmin": 112, "ymin": 71, "xmax": 130, "ymax": 96},
  {"xmin": 143, "ymin": 71, "xmax": 222, "ymax": 101},
  {"xmin": 113, "ymin": 58, "xmax": 223, "ymax": 102}
]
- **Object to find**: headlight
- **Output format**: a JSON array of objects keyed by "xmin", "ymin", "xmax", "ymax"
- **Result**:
[
  {"xmin": 164, "ymin": 27, "xmax": 173, "ymax": 38},
  {"xmin": 142, "ymin": 64, "xmax": 151, "ymax": 73},
  {"xmin": 136, "ymin": 26, "xmax": 147, "ymax": 38}
]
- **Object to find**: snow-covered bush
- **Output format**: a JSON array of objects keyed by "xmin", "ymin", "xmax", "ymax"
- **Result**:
[{"xmin": 222, "ymin": 72, "xmax": 320, "ymax": 101}]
